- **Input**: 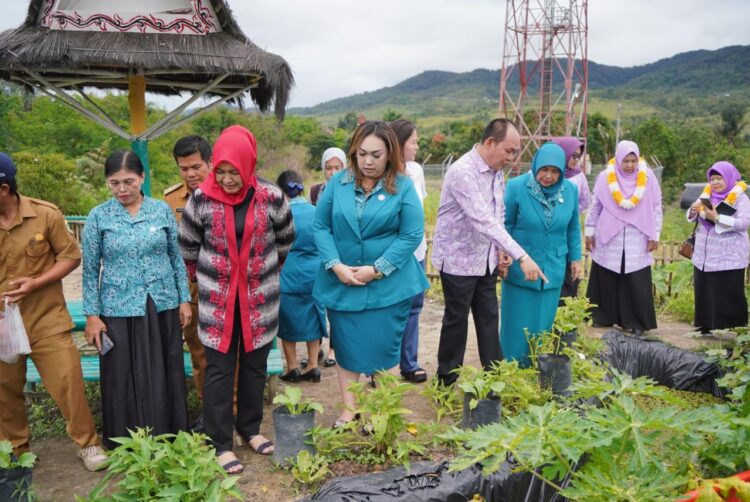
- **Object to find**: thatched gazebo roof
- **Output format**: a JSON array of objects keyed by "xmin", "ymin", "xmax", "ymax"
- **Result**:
[{"xmin": 0, "ymin": 0, "xmax": 293, "ymax": 120}]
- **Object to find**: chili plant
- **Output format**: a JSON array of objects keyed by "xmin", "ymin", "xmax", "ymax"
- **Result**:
[
  {"xmin": 272, "ymin": 385, "xmax": 324, "ymax": 415},
  {"xmin": 455, "ymin": 365, "xmax": 505, "ymax": 410}
]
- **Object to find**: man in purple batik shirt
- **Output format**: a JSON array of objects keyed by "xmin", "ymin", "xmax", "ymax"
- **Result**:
[{"xmin": 432, "ymin": 119, "xmax": 546, "ymax": 385}]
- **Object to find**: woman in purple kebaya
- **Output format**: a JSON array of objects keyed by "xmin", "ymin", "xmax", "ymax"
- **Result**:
[
  {"xmin": 687, "ymin": 161, "xmax": 749, "ymax": 334},
  {"xmin": 552, "ymin": 136, "xmax": 590, "ymax": 300},
  {"xmin": 585, "ymin": 140, "xmax": 662, "ymax": 337}
]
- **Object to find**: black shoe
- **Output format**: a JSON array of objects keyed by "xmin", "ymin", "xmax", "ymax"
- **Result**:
[
  {"xmin": 300, "ymin": 358, "xmax": 309, "ymax": 369},
  {"xmin": 280, "ymin": 368, "xmax": 301, "ymax": 382},
  {"xmin": 190, "ymin": 413, "xmax": 205, "ymax": 433},
  {"xmin": 591, "ymin": 322, "xmax": 612, "ymax": 328},
  {"xmin": 323, "ymin": 358, "xmax": 337, "ymax": 367},
  {"xmin": 318, "ymin": 348, "xmax": 325, "ymax": 362},
  {"xmin": 299, "ymin": 367, "xmax": 321, "ymax": 383},
  {"xmin": 631, "ymin": 329, "xmax": 644, "ymax": 338}
]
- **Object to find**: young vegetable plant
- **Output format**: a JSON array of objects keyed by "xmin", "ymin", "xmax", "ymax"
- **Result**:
[
  {"xmin": 273, "ymin": 386, "xmax": 324, "ymax": 415},
  {"xmin": 78, "ymin": 428, "xmax": 242, "ymax": 502},
  {"xmin": 455, "ymin": 365, "xmax": 505, "ymax": 410}
]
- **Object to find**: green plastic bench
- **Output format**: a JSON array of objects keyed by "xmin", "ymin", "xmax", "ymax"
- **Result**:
[{"xmin": 26, "ymin": 300, "xmax": 283, "ymax": 401}]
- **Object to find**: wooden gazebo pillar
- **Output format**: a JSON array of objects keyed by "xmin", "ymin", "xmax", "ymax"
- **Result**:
[{"xmin": 128, "ymin": 70, "xmax": 151, "ymax": 196}]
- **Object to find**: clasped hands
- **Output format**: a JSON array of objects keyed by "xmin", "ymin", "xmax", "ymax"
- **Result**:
[{"xmin": 332, "ymin": 264, "xmax": 379, "ymax": 286}]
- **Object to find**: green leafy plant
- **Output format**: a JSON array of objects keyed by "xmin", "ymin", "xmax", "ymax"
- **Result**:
[
  {"xmin": 449, "ymin": 370, "xmax": 730, "ymax": 500},
  {"xmin": 78, "ymin": 428, "xmax": 241, "ymax": 502},
  {"xmin": 455, "ymin": 365, "xmax": 505, "ymax": 410},
  {"xmin": 289, "ymin": 450, "xmax": 330, "ymax": 489},
  {"xmin": 0, "ymin": 441, "xmax": 36, "ymax": 470},
  {"xmin": 272, "ymin": 386, "xmax": 324, "ymax": 415},
  {"xmin": 526, "ymin": 329, "xmax": 568, "ymax": 362},
  {"xmin": 421, "ymin": 376, "xmax": 462, "ymax": 423},
  {"xmin": 486, "ymin": 360, "xmax": 551, "ymax": 415},
  {"xmin": 553, "ymin": 296, "xmax": 595, "ymax": 335},
  {"xmin": 309, "ymin": 372, "xmax": 426, "ymax": 467}
]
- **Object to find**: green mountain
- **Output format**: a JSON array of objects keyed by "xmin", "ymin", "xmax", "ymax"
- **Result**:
[{"xmin": 290, "ymin": 45, "xmax": 750, "ymax": 122}]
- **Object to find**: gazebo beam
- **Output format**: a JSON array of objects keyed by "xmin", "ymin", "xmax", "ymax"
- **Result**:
[
  {"xmin": 137, "ymin": 73, "xmax": 229, "ymax": 140},
  {"xmin": 16, "ymin": 71, "xmax": 131, "ymax": 140},
  {"xmin": 143, "ymin": 83, "xmax": 256, "ymax": 141}
]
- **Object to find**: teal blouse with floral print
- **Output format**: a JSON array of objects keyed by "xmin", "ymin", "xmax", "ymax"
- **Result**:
[{"xmin": 82, "ymin": 196, "xmax": 191, "ymax": 317}]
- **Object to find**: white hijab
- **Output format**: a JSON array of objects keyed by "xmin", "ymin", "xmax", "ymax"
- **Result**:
[{"xmin": 320, "ymin": 147, "xmax": 347, "ymax": 170}]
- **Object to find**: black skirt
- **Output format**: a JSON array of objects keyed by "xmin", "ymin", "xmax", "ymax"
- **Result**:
[
  {"xmin": 100, "ymin": 296, "xmax": 188, "ymax": 449},
  {"xmin": 694, "ymin": 267, "xmax": 748, "ymax": 331},
  {"xmin": 586, "ymin": 261, "xmax": 657, "ymax": 331}
]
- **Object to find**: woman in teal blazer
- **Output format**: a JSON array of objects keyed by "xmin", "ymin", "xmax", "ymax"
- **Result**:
[
  {"xmin": 500, "ymin": 143, "xmax": 583, "ymax": 366},
  {"xmin": 276, "ymin": 170, "xmax": 328, "ymax": 383},
  {"xmin": 313, "ymin": 121, "xmax": 429, "ymax": 427}
]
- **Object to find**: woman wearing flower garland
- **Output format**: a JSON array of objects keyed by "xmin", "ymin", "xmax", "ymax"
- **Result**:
[
  {"xmin": 585, "ymin": 140, "xmax": 662, "ymax": 336},
  {"xmin": 687, "ymin": 161, "xmax": 749, "ymax": 334}
]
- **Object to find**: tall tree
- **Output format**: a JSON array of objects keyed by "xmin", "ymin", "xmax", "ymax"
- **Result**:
[{"xmin": 716, "ymin": 103, "xmax": 747, "ymax": 147}]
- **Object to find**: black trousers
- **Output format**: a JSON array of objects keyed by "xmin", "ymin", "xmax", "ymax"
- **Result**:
[
  {"xmin": 437, "ymin": 269, "xmax": 500, "ymax": 385},
  {"xmin": 559, "ymin": 260, "xmax": 579, "ymax": 303},
  {"xmin": 203, "ymin": 304, "xmax": 272, "ymax": 453}
]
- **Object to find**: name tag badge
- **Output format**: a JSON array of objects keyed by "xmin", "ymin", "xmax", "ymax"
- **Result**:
[
  {"xmin": 377, "ymin": 194, "xmax": 385, "ymax": 201},
  {"xmin": 150, "ymin": 226, "xmax": 157, "ymax": 232}
]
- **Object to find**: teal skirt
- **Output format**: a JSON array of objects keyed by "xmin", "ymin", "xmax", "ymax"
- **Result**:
[
  {"xmin": 278, "ymin": 292, "xmax": 328, "ymax": 342},
  {"xmin": 500, "ymin": 282, "xmax": 561, "ymax": 367},
  {"xmin": 328, "ymin": 300, "xmax": 411, "ymax": 374}
]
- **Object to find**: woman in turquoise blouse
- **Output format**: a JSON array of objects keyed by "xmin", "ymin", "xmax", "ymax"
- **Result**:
[
  {"xmin": 276, "ymin": 170, "xmax": 328, "ymax": 383},
  {"xmin": 313, "ymin": 121, "xmax": 429, "ymax": 428},
  {"xmin": 500, "ymin": 143, "xmax": 583, "ymax": 367},
  {"xmin": 82, "ymin": 150, "xmax": 192, "ymax": 448}
]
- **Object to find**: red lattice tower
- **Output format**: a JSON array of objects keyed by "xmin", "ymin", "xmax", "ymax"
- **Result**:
[{"xmin": 499, "ymin": 0, "xmax": 588, "ymax": 171}]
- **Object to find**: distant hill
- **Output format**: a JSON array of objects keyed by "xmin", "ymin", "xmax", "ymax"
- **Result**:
[{"xmin": 290, "ymin": 45, "xmax": 750, "ymax": 121}]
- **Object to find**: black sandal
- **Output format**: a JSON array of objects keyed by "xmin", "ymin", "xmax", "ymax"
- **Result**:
[
  {"xmin": 401, "ymin": 368, "xmax": 428, "ymax": 383},
  {"xmin": 217, "ymin": 452, "xmax": 244, "ymax": 474},
  {"xmin": 248, "ymin": 435, "xmax": 274, "ymax": 455}
]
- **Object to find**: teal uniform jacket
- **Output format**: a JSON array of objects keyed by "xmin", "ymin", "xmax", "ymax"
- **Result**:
[
  {"xmin": 280, "ymin": 199, "xmax": 319, "ymax": 294},
  {"xmin": 312, "ymin": 170, "xmax": 429, "ymax": 311},
  {"xmin": 504, "ymin": 173, "xmax": 582, "ymax": 290}
]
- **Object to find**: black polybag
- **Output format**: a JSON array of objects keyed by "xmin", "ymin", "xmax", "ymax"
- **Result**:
[
  {"xmin": 602, "ymin": 330, "xmax": 724, "ymax": 397},
  {"xmin": 305, "ymin": 460, "xmax": 571, "ymax": 502}
]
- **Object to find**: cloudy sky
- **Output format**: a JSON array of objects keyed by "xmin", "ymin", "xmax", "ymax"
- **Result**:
[{"xmin": 1, "ymin": 1, "xmax": 749, "ymax": 109}]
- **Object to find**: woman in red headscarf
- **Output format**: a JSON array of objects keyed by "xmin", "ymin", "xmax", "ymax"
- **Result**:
[{"xmin": 179, "ymin": 125, "xmax": 294, "ymax": 473}]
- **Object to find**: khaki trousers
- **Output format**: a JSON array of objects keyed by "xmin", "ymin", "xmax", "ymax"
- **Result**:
[
  {"xmin": 0, "ymin": 330, "xmax": 99, "ymax": 454},
  {"xmin": 183, "ymin": 302, "xmax": 207, "ymax": 400}
]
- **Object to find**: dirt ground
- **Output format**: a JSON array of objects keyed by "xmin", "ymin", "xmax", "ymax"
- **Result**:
[{"xmin": 25, "ymin": 270, "xmax": 724, "ymax": 501}]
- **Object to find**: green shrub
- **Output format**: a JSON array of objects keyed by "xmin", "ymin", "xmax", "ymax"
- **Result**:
[
  {"xmin": 79, "ymin": 428, "xmax": 241, "ymax": 502},
  {"xmin": 13, "ymin": 151, "xmax": 100, "ymax": 215}
]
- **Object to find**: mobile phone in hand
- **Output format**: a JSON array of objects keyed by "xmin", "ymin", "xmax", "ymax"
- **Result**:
[
  {"xmin": 99, "ymin": 331, "xmax": 114, "ymax": 355},
  {"xmin": 700, "ymin": 198, "xmax": 713, "ymax": 210}
]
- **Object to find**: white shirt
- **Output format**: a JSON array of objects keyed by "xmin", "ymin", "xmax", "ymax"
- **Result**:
[{"xmin": 406, "ymin": 161, "xmax": 428, "ymax": 261}]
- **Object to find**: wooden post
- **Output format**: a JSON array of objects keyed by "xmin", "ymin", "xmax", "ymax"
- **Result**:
[{"xmin": 128, "ymin": 71, "xmax": 151, "ymax": 196}]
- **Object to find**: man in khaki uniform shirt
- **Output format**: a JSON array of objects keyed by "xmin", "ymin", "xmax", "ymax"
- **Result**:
[
  {"xmin": 0, "ymin": 153, "xmax": 106, "ymax": 471},
  {"xmin": 166, "ymin": 136, "xmax": 212, "ymax": 426}
]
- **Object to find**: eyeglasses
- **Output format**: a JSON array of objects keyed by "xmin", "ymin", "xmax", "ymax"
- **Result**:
[{"xmin": 107, "ymin": 179, "xmax": 139, "ymax": 189}]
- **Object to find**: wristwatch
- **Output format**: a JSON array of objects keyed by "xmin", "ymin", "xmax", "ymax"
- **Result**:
[
  {"xmin": 372, "ymin": 264, "xmax": 384, "ymax": 280},
  {"xmin": 518, "ymin": 254, "xmax": 529, "ymax": 263}
]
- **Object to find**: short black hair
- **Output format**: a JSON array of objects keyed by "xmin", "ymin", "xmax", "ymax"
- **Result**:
[
  {"xmin": 173, "ymin": 135, "xmax": 211, "ymax": 163},
  {"xmin": 276, "ymin": 169, "xmax": 304, "ymax": 198},
  {"xmin": 104, "ymin": 150, "xmax": 144, "ymax": 178},
  {"xmin": 480, "ymin": 118, "xmax": 516, "ymax": 144}
]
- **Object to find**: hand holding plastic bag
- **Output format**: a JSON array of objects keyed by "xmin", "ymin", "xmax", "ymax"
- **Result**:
[{"xmin": 0, "ymin": 299, "xmax": 31, "ymax": 363}]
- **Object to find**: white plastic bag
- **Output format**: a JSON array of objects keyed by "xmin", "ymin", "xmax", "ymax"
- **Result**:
[{"xmin": 0, "ymin": 299, "xmax": 31, "ymax": 364}]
